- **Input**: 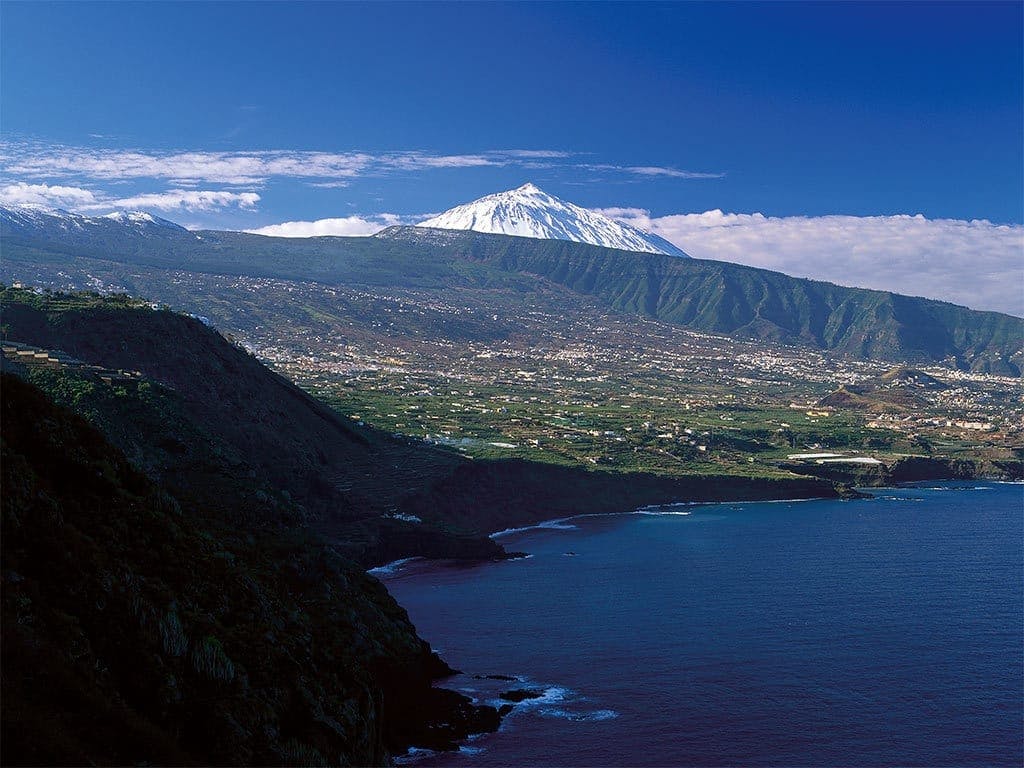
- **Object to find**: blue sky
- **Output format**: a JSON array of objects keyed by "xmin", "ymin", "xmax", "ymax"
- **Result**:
[{"xmin": 1, "ymin": 1, "xmax": 1022, "ymax": 313}]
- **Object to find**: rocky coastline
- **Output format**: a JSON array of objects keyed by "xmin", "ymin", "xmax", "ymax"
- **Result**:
[
  {"xmin": 356, "ymin": 451, "xmax": 1022, "ymax": 571},
  {"xmin": 779, "ymin": 454, "xmax": 1023, "ymax": 488}
]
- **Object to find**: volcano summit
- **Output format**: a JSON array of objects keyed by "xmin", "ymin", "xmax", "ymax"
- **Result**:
[{"xmin": 418, "ymin": 183, "xmax": 689, "ymax": 257}]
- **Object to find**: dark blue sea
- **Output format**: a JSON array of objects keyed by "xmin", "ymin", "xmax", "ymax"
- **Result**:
[{"xmin": 382, "ymin": 482, "xmax": 1024, "ymax": 767}]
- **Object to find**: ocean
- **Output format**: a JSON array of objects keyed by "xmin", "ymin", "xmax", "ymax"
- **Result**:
[{"xmin": 382, "ymin": 482, "xmax": 1024, "ymax": 767}]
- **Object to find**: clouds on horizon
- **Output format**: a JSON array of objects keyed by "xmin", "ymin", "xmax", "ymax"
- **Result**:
[
  {"xmin": 595, "ymin": 208, "xmax": 1024, "ymax": 317},
  {"xmin": 0, "ymin": 181, "xmax": 99, "ymax": 208},
  {"xmin": 106, "ymin": 189, "xmax": 260, "ymax": 212},
  {"xmin": 246, "ymin": 214, "xmax": 408, "ymax": 238},
  {"xmin": 0, "ymin": 181, "xmax": 259, "ymax": 213}
]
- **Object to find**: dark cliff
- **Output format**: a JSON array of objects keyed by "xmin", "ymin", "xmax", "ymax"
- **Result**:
[
  {"xmin": 1, "ymin": 373, "xmax": 500, "ymax": 766},
  {"xmin": 399, "ymin": 458, "xmax": 841, "ymax": 534}
]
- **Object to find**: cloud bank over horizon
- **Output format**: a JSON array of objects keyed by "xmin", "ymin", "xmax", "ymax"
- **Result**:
[{"xmin": 594, "ymin": 208, "xmax": 1024, "ymax": 318}]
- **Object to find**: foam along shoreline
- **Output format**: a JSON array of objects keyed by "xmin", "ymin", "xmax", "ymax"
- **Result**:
[
  {"xmin": 497, "ymin": 478, "xmax": 1016, "ymax": 543},
  {"xmin": 392, "ymin": 681, "xmax": 618, "ymax": 765},
  {"xmin": 489, "ymin": 494, "xmax": 838, "ymax": 539},
  {"xmin": 367, "ymin": 556, "xmax": 423, "ymax": 577},
  {"xmin": 489, "ymin": 519, "xmax": 579, "ymax": 538},
  {"xmin": 369, "ymin": 497, "xmax": 814, "ymax": 575},
  {"xmin": 375, "ymin": 483, "xmax": 1011, "ymax": 575},
  {"xmin": 489, "ymin": 683, "xmax": 619, "ymax": 722}
]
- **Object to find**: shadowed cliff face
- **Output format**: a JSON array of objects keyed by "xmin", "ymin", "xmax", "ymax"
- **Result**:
[
  {"xmin": 0, "ymin": 290, "xmax": 514, "ymax": 565},
  {"xmin": 1, "ymin": 294, "xmax": 384, "ymax": 521},
  {"xmin": 0, "ymin": 373, "xmax": 501, "ymax": 766}
]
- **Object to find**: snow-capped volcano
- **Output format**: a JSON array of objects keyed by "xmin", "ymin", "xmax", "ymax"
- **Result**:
[{"xmin": 417, "ymin": 183, "xmax": 688, "ymax": 257}]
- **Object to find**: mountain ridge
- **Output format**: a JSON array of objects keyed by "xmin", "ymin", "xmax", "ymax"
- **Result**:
[
  {"xmin": 2, "ymin": 204, "xmax": 1020, "ymax": 374},
  {"xmin": 1, "ymin": 204, "xmax": 189, "ymax": 235}
]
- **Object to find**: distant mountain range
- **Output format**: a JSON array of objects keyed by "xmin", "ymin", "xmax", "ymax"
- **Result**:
[
  {"xmin": 1, "ymin": 203, "xmax": 1021, "ymax": 374},
  {"xmin": 419, "ymin": 183, "xmax": 689, "ymax": 256},
  {"xmin": 1, "ymin": 204, "xmax": 189, "ymax": 235}
]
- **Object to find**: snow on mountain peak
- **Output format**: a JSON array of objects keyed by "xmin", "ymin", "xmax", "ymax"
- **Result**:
[
  {"xmin": 0, "ymin": 203, "xmax": 189, "ymax": 235},
  {"xmin": 417, "ymin": 184, "xmax": 688, "ymax": 257},
  {"xmin": 103, "ymin": 210, "xmax": 156, "ymax": 224},
  {"xmin": 101, "ymin": 210, "xmax": 186, "ymax": 230}
]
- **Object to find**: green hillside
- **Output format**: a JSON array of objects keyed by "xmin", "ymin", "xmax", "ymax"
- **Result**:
[
  {"xmin": 0, "ymin": 287, "xmax": 842, "ymax": 558},
  {"xmin": 3, "ymin": 216, "xmax": 1020, "ymax": 373}
]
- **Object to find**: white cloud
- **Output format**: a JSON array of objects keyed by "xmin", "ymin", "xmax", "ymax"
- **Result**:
[
  {"xmin": 89, "ymin": 189, "xmax": 260, "ymax": 212},
  {"xmin": 0, "ymin": 181, "xmax": 98, "ymax": 207},
  {"xmin": 590, "ymin": 206, "xmax": 649, "ymax": 219},
  {"xmin": 625, "ymin": 166, "xmax": 726, "ymax": 180},
  {"xmin": 0, "ymin": 147, "xmax": 346, "ymax": 185},
  {"xmin": 383, "ymin": 153, "xmax": 500, "ymax": 171},
  {"xmin": 246, "ymin": 213, "xmax": 406, "ymax": 238},
  {"xmin": 586, "ymin": 164, "xmax": 726, "ymax": 180},
  {"xmin": 0, "ymin": 141, "xmax": 723, "ymax": 186},
  {"xmin": 0, "ymin": 144, "xmax": 519, "ymax": 185},
  {"xmin": 498, "ymin": 149, "xmax": 575, "ymax": 159},
  {"xmin": 594, "ymin": 208, "xmax": 1024, "ymax": 317},
  {"xmin": 0, "ymin": 180, "xmax": 260, "ymax": 214}
]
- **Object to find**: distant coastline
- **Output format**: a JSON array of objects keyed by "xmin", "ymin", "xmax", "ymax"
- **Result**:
[{"xmin": 371, "ymin": 466, "xmax": 1023, "ymax": 575}]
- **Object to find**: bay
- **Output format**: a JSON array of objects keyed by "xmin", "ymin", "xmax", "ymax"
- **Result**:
[{"xmin": 383, "ymin": 482, "xmax": 1024, "ymax": 767}]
